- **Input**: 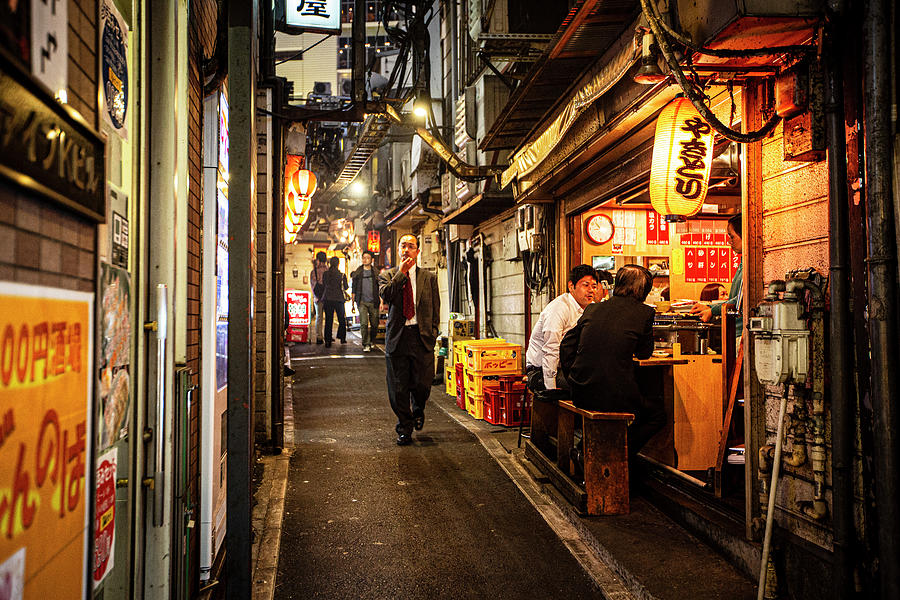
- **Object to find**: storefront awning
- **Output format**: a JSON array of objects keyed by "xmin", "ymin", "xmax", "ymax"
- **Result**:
[
  {"xmin": 441, "ymin": 192, "xmax": 515, "ymax": 226},
  {"xmin": 500, "ymin": 33, "xmax": 640, "ymax": 190},
  {"xmin": 481, "ymin": 0, "xmax": 641, "ymax": 152}
]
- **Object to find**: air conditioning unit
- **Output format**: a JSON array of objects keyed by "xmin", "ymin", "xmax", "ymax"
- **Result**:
[
  {"xmin": 340, "ymin": 79, "xmax": 352, "ymax": 97},
  {"xmin": 419, "ymin": 233, "xmax": 437, "ymax": 268},
  {"xmin": 441, "ymin": 173, "xmax": 459, "ymax": 215},
  {"xmin": 312, "ymin": 81, "xmax": 332, "ymax": 96}
]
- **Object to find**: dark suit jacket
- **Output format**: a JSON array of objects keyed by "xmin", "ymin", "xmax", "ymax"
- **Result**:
[
  {"xmin": 378, "ymin": 266, "xmax": 440, "ymax": 354},
  {"xmin": 559, "ymin": 296, "xmax": 655, "ymax": 412}
]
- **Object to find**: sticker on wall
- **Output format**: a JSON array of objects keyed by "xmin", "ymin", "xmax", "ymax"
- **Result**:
[
  {"xmin": 99, "ymin": 263, "xmax": 131, "ymax": 449},
  {"xmin": 670, "ymin": 247, "xmax": 684, "ymax": 275},
  {"xmin": 93, "ymin": 447, "xmax": 117, "ymax": 588},
  {"xmin": 101, "ymin": 0, "xmax": 129, "ymax": 139}
]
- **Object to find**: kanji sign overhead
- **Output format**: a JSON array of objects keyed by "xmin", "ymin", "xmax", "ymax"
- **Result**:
[{"xmin": 281, "ymin": 0, "xmax": 341, "ymax": 34}]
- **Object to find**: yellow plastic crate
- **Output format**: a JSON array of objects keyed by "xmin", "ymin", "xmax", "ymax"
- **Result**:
[
  {"xmin": 463, "ymin": 370, "xmax": 505, "ymax": 398},
  {"xmin": 454, "ymin": 338, "xmax": 502, "ymax": 367},
  {"xmin": 466, "ymin": 392, "xmax": 485, "ymax": 420},
  {"xmin": 445, "ymin": 366, "xmax": 456, "ymax": 396},
  {"xmin": 466, "ymin": 342, "xmax": 522, "ymax": 372}
]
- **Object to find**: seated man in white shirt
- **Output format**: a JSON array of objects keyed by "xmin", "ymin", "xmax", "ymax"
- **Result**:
[{"xmin": 525, "ymin": 264, "xmax": 600, "ymax": 392}]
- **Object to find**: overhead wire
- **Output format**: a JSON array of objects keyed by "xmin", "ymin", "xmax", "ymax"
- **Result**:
[{"xmin": 639, "ymin": 0, "xmax": 782, "ymax": 143}]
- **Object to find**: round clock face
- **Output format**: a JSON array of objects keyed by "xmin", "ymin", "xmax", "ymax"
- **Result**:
[{"xmin": 585, "ymin": 213, "xmax": 614, "ymax": 245}]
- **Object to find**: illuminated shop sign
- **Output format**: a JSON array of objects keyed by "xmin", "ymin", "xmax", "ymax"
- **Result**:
[
  {"xmin": 279, "ymin": 0, "xmax": 341, "ymax": 34},
  {"xmin": 0, "ymin": 51, "xmax": 106, "ymax": 222}
]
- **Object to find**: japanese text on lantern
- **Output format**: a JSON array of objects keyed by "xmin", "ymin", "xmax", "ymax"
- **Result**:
[{"xmin": 0, "ymin": 284, "xmax": 93, "ymax": 600}]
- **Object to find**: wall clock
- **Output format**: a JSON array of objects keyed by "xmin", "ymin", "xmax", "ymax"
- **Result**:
[{"xmin": 584, "ymin": 213, "xmax": 615, "ymax": 245}]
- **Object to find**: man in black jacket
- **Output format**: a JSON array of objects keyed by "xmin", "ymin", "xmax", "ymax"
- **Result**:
[
  {"xmin": 560, "ymin": 264, "xmax": 664, "ymax": 459},
  {"xmin": 379, "ymin": 234, "xmax": 440, "ymax": 446},
  {"xmin": 351, "ymin": 250, "xmax": 380, "ymax": 352}
]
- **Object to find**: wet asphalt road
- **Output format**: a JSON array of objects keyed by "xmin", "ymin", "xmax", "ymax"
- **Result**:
[{"xmin": 275, "ymin": 337, "xmax": 600, "ymax": 599}]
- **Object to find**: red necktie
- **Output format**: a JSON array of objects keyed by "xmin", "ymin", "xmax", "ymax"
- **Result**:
[{"xmin": 403, "ymin": 275, "xmax": 416, "ymax": 320}]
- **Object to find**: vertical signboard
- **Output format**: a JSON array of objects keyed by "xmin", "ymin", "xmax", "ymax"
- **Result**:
[
  {"xmin": 0, "ymin": 282, "xmax": 93, "ymax": 600},
  {"xmin": 92, "ymin": 447, "xmax": 117, "ymax": 587}
]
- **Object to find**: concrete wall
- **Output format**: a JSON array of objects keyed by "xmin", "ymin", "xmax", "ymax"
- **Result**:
[{"xmin": 759, "ymin": 120, "xmax": 833, "ymax": 550}]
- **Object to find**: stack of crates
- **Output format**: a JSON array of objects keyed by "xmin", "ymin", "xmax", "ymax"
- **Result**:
[
  {"xmin": 463, "ymin": 340, "xmax": 521, "ymax": 420},
  {"xmin": 445, "ymin": 319, "xmax": 475, "ymax": 398}
]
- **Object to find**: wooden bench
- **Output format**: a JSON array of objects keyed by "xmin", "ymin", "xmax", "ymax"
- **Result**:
[{"xmin": 557, "ymin": 401, "xmax": 634, "ymax": 515}]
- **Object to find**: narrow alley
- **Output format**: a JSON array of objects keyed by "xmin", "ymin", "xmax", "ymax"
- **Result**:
[{"xmin": 275, "ymin": 336, "xmax": 600, "ymax": 598}]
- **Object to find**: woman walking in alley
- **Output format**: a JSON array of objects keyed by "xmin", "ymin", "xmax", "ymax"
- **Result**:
[{"xmin": 322, "ymin": 256, "xmax": 348, "ymax": 347}]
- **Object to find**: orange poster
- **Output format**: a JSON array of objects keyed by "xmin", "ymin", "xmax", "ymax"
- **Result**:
[{"xmin": 0, "ymin": 283, "xmax": 93, "ymax": 600}]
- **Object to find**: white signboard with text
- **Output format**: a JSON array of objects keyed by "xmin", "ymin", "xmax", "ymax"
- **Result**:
[
  {"xmin": 284, "ymin": 0, "xmax": 341, "ymax": 33},
  {"xmin": 31, "ymin": 0, "xmax": 68, "ymax": 95}
]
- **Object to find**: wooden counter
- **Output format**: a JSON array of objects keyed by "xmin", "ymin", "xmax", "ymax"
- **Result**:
[{"xmin": 636, "ymin": 353, "xmax": 723, "ymax": 472}]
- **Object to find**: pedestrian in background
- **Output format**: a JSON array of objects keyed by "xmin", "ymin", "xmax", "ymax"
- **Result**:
[
  {"xmin": 310, "ymin": 251, "xmax": 328, "ymax": 345},
  {"xmin": 322, "ymin": 256, "xmax": 348, "ymax": 348},
  {"xmin": 379, "ymin": 234, "xmax": 439, "ymax": 446},
  {"xmin": 351, "ymin": 250, "xmax": 380, "ymax": 352}
]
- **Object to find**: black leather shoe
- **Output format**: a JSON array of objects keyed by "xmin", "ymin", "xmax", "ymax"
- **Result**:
[
  {"xmin": 316, "ymin": 340, "xmax": 324, "ymax": 345},
  {"xmin": 414, "ymin": 416, "xmax": 425, "ymax": 431},
  {"xmin": 396, "ymin": 434, "xmax": 412, "ymax": 446}
]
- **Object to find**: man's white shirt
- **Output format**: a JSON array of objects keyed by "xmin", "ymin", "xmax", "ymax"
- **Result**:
[{"xmin": 525, "ymin": 292, "xmax": 584, "ymax": 390}]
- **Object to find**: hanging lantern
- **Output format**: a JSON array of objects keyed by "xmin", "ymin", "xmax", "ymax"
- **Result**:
[
  {"xmin": 285, "ymin": 212, "xmax": 300, "ymax": 234},
  {"xmin": 284, "ymin": 155, "xmax": 314, "ymax": 233},
  {"xmin": 292, "ymin": 169, "xmax": 317, "ymax": 198},
  {"xmin": 284, "ymin": 230, "xmax": 297, "ymax": 244},
  {"xmin": 649, "ymin": 97, "xmax": 716, "ymax": 221}
]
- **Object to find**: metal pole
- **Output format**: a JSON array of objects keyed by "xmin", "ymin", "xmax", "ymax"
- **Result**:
[
  {"xmin": 352, "ymin": 0, "xmax": 366, "ymax": 105},
  {"xmin": 862, "ymin": 0, "xmax": 900, "ymax": 597},
  {"xmin": 824, "ymin": 13, "xmax": 857, "ymax": 598},
  {"xmin": 226, "ymin": 0, "xmax": 257, "ymax": 597}
]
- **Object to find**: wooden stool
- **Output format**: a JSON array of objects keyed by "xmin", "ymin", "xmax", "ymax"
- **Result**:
[
  {"xmin": 558, "ymin": 401, "xmax": 633, "ymax": 515},
  {"xmin": 529, "ymin": 394, "xmax": 559, "ymax": 460}
]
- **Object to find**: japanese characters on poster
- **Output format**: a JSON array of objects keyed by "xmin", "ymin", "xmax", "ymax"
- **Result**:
[
  {"xmin": 0, "ymin": 282, "xmax": 94, "ymax": 600},
  {"xmin": 93, "ymin": 447, "xmax": 117, "ymax": 587}
]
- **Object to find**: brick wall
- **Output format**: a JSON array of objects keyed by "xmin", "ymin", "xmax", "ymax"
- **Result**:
[
  {"xmin": 68, "ymin": 0, "xmax": 98, "ymax": 126},
  {"xmin": 0, "ymin": 181, "xmax": 96, "ymax": 291}
]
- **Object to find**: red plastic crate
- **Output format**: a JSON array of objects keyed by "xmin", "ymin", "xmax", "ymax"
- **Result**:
[
  {"xmin": 483, "ymin": 389, "xmax": 502, "ymax": 425},
  {"xmin": 499, "ymin": 374, "xmax": 525, "ymax": 392},
  {"xmin": 455, "ymin": 364, "xmax": 466, "ymax": 410},
  {"xmin": 499, "ymin": 389, "xmax": 531, "ymax": 427}
]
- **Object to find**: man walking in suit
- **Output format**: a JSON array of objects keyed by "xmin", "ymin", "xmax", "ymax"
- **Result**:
[{"xmin": 379, "ymin": 234, "xmax": 440, "ymax": 446}]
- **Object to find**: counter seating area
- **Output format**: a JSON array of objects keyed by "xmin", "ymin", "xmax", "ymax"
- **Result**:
[{"xmin": 525, "ymin": 313, "xmax": 744, "ymax": 515}]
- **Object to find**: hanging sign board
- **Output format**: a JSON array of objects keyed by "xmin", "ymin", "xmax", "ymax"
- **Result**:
[
  {"xmin": 0, "ymin": 282, "xmax": 94, "ymax": 600},
  {"xmin": 367, "ymin": 230, "xmax": 380, "ymax": 254},
  {"xmin": 0, "ymin": 51, "xmax": 106, "ymax": 222},
  {"xmin": 277, "ymin": 0, "xmax": 341, "ymax": 34}
]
